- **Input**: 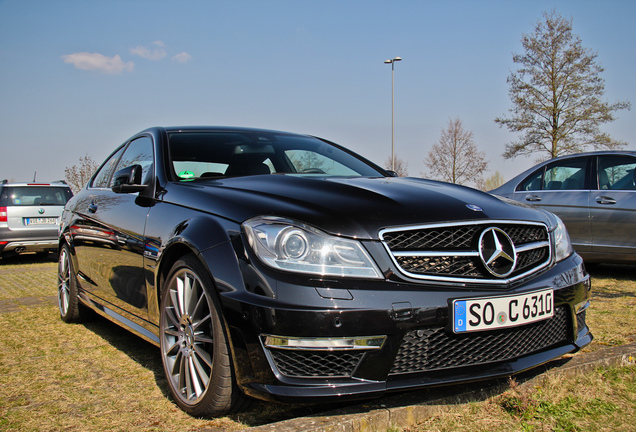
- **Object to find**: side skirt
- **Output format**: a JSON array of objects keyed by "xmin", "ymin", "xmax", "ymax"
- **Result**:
[{"xmin": 78, "ymin": 291, "xmax": 160, "ymax": 347}]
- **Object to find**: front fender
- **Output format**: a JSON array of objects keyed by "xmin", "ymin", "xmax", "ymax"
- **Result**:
[{"xmin": 145, "ymin": 203, "xmax": 244, "ymax": 323}]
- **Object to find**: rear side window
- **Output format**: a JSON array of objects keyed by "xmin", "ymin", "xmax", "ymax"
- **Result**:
[
  {"xmin": 598, "ymin": 156, "xmax": 636, "ymax": 190},
  {"xmin": 0, "ymin": 187, "xmax": 72, "ymax": 206}
]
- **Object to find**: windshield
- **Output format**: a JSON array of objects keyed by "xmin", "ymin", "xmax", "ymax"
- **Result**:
[
  {"xmin": 168, "ymin": 131, "xmax": 386, "ymax": 180},
  {"xmin": 0, "ymin": 187, "xmax": 72, "ymax": 206}
]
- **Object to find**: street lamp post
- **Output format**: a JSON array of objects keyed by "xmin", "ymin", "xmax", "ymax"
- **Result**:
[{"xmin": 384, "ymin": 56, "xmax": 402, "ymax": 172}]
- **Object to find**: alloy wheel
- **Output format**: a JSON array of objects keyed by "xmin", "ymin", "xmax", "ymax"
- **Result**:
[
  {"xmin": 161, "ymin": 268, "xmax": 215, "ymax": 405},
  {"xmin": 57, "ymin": 247, "xmax": 71, "ymax": 316}
]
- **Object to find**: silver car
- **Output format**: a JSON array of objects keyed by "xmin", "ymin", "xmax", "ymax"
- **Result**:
[
  {"xmin": 0, "ymin": 180, "xmax": 73, "ymax": 257},
  {"xmin": 490, "ymin": 151, "xmax": 636, "ymax": 264}
]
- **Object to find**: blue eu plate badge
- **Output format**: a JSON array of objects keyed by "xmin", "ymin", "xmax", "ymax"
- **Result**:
[{"xmin": 454, "ymin": 301, "xmax": 467, "ymax": 332}]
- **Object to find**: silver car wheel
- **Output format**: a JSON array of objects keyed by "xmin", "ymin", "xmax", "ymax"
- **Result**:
[
  {"xmin": 57, "ymin": 244, "xmax": 86, "ymax": 323},
  {"xmin": 161, "ymin": 267, "xmax": 215, "ymax": 405},
  {"xmin": 57, "ymin": 247, "xmax": 71, "ymax": 316}
]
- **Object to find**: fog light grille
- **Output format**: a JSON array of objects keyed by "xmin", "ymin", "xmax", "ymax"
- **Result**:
[
  {"xmin": 576, "ymin": 309, "xmax": 587, "ymax": 334},
  {"xmin": 390, "ymin": 306, "xmax": 570, "ymax": 375},
  {"xmin": 269, "ymin": 350, "xmax": 364, "ymax": 378}
]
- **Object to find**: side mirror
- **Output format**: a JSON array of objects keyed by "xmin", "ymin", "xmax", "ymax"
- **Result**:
[{"xmin": 111, "ymin": 165, "xmax": 148, "ymax": 193}]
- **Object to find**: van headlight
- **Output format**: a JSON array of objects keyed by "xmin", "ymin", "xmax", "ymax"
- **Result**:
[{"xmin": 243, "ymin": 216, "xmax": 383, "ymax": 279}]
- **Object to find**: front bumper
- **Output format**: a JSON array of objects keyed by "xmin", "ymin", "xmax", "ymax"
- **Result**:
[{"xmin": 218, "ymin": 252, "xmax": 592, "ymax": 403}]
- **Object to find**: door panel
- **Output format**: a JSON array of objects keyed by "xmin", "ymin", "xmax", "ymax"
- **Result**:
[
  {"xmin": 83, "ymin": 190, "xmax": 150, "ymax": 316},
  {"xmin": 590, "ymin": 155, "xmax": 636, "ymax": 257},
  {"xmin": 513, "ymin": 156, "xmax": 592, "ymax": 253},
  {"xmin": 71, "ymin": 136, "xmax": 155, "ymax": 318},
  {"xmin": 590, "ymin": 191, "xmax": 636, "ymax": 255},
  {"xmin": 514, "ymin": 190, "xmax": 592, "ymax": 252}
]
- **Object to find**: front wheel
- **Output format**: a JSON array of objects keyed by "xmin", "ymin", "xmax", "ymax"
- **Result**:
[{"xmin": 159, "ymin": 254, "xmax": 246, "ymax": 417}]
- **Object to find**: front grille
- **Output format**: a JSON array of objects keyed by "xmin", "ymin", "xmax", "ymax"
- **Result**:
[
  {"xmin": 397, "ymin": 255, "xmax": 482, "ymax": 277},
  {"xmin": 384, "ymin": 225, "xmax": 478, "ymax": 250},
  {"xmin": 381, "ymin": 221, "xmax": 551, "ymax": 283},
  {"xmin": 390, "ymin": 306, "xmax": 570, "ymax": 375},
  {"xmin": 269, "ymin": 350, "xmax": 365, "ymax": 378}
]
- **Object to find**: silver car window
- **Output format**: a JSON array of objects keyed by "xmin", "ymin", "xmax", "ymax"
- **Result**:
[
  {"xmin": 543, "ymin": 159, "xmax": 587, "ymax": 190},
  {"xmin": 598, "ymin": 156, "xmax": 636, "ymax": 190}
]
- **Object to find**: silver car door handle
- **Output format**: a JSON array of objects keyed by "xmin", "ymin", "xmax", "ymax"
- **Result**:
[
  {"xmin": 525, "ymin": 194, "xmax": 542, "ymax": 202},
  {"xmin": 595, "ymin": 196, "xmax": 616, "ymax": 205},
  {"xmin": 88, "ymin": 202, "xmax": 98, "ymax": 213}
]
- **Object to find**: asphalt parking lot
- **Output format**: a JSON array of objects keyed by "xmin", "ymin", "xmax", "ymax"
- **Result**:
[{"xmin": 1, "ymin": 253, "xmax": 635, "ymax": 431}]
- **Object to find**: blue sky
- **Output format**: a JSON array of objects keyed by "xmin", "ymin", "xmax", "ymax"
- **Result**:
[{"xmin": 1, "ymin": 0, "xmax": 634, "ymax": 184}]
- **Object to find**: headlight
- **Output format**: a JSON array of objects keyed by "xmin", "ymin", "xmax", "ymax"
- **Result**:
[
  {"xmin": 243, "ymin": 216, "xmax": 383, "ymax": 279},
  {"xmin": 552, "ymin": 215, "xmax": 574, "ymax": 262}
]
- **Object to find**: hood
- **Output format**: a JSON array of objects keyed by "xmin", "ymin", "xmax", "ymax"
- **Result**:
[{"xmin": 165, "ymin": 175, "xmax": 551, "ymax": 239}]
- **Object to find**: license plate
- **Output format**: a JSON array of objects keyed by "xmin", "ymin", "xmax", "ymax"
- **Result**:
[
  {"xmin": 25, "ymin": 217, "xmax": 58, "ymax": 225},
  {"xmin": 453, "ymin": 288, "xmax": 553, "ymax": 333}
]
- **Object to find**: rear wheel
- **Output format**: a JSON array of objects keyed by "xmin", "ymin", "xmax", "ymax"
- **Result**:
[
  {"xmin": 159, "ymin": 254, "xmax": 246, "ymax": 417},
  {"xmin": 57, "ymin": 244, "xmax": 86, "ymax": 323}
]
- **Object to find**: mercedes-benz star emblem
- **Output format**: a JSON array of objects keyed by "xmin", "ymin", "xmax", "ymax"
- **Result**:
[{"xmin": 479, "ymin": 227, "xmax": 516, "ymax": 277}]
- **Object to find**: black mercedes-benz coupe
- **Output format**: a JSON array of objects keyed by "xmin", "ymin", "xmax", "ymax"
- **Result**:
[{"xmin": 58, "ymin": 126, "xmax": 592, "ymax": 417}]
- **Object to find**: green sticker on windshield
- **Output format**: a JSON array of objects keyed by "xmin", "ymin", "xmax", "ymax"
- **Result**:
[{"xmin": 178, "ymin": 170, "xmax": 195, "ymax": 179}]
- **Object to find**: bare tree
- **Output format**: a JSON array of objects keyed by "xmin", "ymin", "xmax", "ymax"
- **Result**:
[
  {"xmin": 481, "ymin": 171, "xmax": 506, "ymax": 191},
  {"xmin": 496, "ymin": 11, "xmax": 631, "ymax": 160},
  {"xmin": 424, "ymin": 117, "xmax": 488, "ymax": 187},
  {"xmin": 383, "ymin": 154, "xmax": 409, "ymax": 177},
  {"xmin": 65, "ymin": 153, "xmax": 98, "ymax": 193}
]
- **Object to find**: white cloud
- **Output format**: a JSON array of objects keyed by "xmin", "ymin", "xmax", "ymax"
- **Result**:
[
  {"xmin": 61, "ymin": 52, "xmax": 134, "ymax": 74},
  {"xmin": 130, "ymin": 44, "xmax": 167, "ymax": 61},
  {"xmin": 172, "ymin": 52, "xmax": 192, "ymax": 63}
]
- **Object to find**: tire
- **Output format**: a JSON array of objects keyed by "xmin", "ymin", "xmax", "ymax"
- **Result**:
[
  {"xmin": 159, "ymin": 254, "xmax": 246, "ymax": 417},
  {"xmin": 57, "ymin": 244, "xmax": 86, "ymax": 323}
]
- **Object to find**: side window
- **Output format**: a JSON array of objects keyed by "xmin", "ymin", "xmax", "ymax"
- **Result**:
[
  {"xmin": 598, "ymin": 156, "xmax": 636, "ymax": 190},
  {"xmin": 518, "ymin": 169, "xmax": 544, "ymax": 191},
  {"xmin": 517, "ymin": 158, "xmax": 588, "ymax": 191},
  {"xmin": 110, "ymin": 136, "xmax": 154, "ymax": 187},
  {"xmin": 543, "ymin": 158, "xmax": 587, "ymax": 190},
  {"xmin": 91, "ymin": 146, "xmax": 125, "ymax": 188}
]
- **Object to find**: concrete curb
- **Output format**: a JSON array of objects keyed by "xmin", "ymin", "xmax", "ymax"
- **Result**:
[{"xmin": 241, "ymin": 342, "xmax": 636, "ymax": 432}]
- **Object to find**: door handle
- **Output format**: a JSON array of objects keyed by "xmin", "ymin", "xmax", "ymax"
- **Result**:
[
  {"xmin": 88, "ymin": 202, "xmax": 98, "ymax": 213},
  {"xmin": 595, "ymin": 196, "xmax": 616, "ymax": 205},
  {"xmin": 525, "ymin": 194, "xmax": 542, "ymax": 202}
]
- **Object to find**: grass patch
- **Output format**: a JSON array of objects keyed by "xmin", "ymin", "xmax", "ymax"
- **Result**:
[
  {"xmin": 409, "ymin": 366, "xmax": 636, "ymax": 432},
  {"xmin": 0, "ymin": 305, "xmax": 245, "ymax": 431},
  {"xmin": 0, "ymin": 254, "xmax": 57, "ymax": 299},
  {"xmin": 584, "ymin": 264, "xmax": 636, "ymax": 350},
  {"xmin": 0, "ymin": 256, "xmax": 327, "ymax": 431},
  {"xmin": 0, "ymin": 257, "xmax": 634, "ymax": 431},
  {"xmin": 406, "ymin": 263, "xmax": 636, "ymax": 432}
]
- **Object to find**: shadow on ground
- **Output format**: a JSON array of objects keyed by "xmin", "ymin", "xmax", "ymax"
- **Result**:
[
  {"xmin": 0, "ymin": 251, "xmax": 58, "ymax": 265},
  {"xmin": 81, "ymin": 312, "xmax": 577, "ymax": 428},
  {"xmin": 586, "ymin": 263, "xmax": 636, "ymax": 280}
]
